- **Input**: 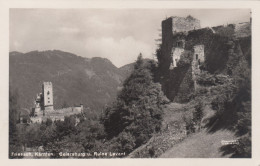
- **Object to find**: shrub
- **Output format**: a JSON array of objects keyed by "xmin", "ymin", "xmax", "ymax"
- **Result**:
[{"xmin": 192, "ymin": 101, "xmax": 204, "ymax": 131}]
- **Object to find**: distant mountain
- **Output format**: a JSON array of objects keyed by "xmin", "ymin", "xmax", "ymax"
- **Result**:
[
  {"xmin": 119, "ymin": 58, "xmax": 153, "ymax": 77},
  {"xmin": 119, "ymin": 63, "xmax": 135, "ymax": 77},
  {"xmin": 9, "ymin": 50, "xmax": 133, "ymax": 112}
]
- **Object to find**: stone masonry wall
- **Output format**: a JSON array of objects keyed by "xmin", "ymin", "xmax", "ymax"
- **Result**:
[
  {"xmin": 193, "ymin": 45, "xmax": 205, "ymax": 63},
  {"xmin": 157, "ymin": 16, "xmax": 241, "ymax": 102},
  {"xmin": 171, "ymin": 16, "xmax": 201, "ymax": 33},
  {"xmin": 30, "ymin": 106, "xmax": 82, "ymax": 123},
  {"xmin": 170, "ymin": 47, "xmax": 184, "ymax": 69}
]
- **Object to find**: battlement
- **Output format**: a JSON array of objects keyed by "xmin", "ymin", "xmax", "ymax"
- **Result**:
[{"xmin": 162, "ymin": 16, "xmax": 201, "ymax": 36}]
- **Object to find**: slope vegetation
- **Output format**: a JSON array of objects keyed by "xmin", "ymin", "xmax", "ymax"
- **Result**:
[{"xmin": 160, "ymin": 129, "xmax": 235, "ymax": 158}]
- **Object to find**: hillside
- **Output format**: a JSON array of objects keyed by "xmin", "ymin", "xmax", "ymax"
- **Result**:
[
  {"xmin": 127, "ymin": 102, "xmax": 236, "ymax": 158},
  {"xmin": 127, "ymin": 20, "xmax": 251, "ymax": 158},
  {"xmin": 160, "ymin": 129, "xmax": 236, "ymax": 158},
  {"xmin": 9, "ymin": 50, "xmax": 132, "ymax": 113},
  {"xmin": 128, "ymin": 67, "xmax": 249, "ymax": 158}
]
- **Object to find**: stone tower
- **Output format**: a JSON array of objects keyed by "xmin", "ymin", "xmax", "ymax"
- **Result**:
[
  {"xmin": 192, "ymin": 45, "xmax": 205, "ymax": 91},
  {"xmin": 162, "ymin": 15, "xmax": 201, "ymax": 43},
  {"xmin": 193, "ymin": 45, "xmax": 205, "ymax": 65},
  {"xmin": 42, "ymin": 82, "xmax": 54, "ymax": 110},
  {"xmin": 161, "ymin": 16, "xmax": 201, "ymax": 71}
]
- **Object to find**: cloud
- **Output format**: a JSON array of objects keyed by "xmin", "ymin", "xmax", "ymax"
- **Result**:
[
  {"xmin": 9, "ymin": 9, "xmax": 250, "ymax": 67},
  {"xmin": 59, "ymin": 27, "xmax": 80, "ymax": 34},
  {"xmin": 12, "ymin": 41, "xmax": 21, "ymax": 50},
  {"xmin": 84, "ymin": 36, "xmax": 153, "ymax": 67}
]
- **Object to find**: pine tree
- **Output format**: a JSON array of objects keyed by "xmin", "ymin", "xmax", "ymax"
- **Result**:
[{"xmin": 103, "ymin": 54, "xmax": 168, "ymax": 150}]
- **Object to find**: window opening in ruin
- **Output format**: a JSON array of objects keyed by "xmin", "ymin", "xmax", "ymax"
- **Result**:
[
  {"xmin": 47, "ymin": 91, "xmax": 50, "ymax": 95},
  {"xmin": 196, "ymin": 54, "xmax": 198, "ymax": 60},
  {"xmin": 176, "ymin": 41, "xmax": 183, "ymax": 48},
  {"xmin": 176, "ymin": 41, "xmax": 182, "ymax": 47},
  {"xmin": 198, "ymin": 59, "xmax": 201, "ymax": 65}
]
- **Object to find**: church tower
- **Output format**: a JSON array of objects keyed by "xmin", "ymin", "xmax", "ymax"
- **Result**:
[{"xmin": 42, "ymin": 82, "xmax": 54, "ymax": 110}]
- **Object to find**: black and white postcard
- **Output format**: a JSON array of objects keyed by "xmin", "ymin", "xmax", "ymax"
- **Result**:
[{"xmin": 0, "ymin": 0, "xmax": 260, "ymax": 166}]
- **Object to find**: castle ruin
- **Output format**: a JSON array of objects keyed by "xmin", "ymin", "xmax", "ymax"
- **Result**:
[
  {"xmin": 33, "ymin": 82, "xmax": 54, "ymax": 117},
  {"xmin": 157, "ymin": 15, "xmax": 251, "ymax": 102},
  {"xmin": 30, "ymin": 82, "xmax": 83, "ymax": 123}
]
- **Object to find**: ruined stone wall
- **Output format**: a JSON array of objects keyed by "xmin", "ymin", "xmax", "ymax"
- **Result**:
[
  {"xmin": 159, "ymin": 16, "xmax": 202, "ymax": 102},
  {"xmin": 158, "ymin": 17, "xmax": 239, "ymax": 102},
  {"xmin": 170, "ymin": 47, "xmax": 184, "ymax": 68},
  {"xmin": 185, "ymin": 27, "xmax": 233, "ymax": 74},
  {"xmin": 234, "ymin": 22, "xmax": 251, "ymax": 38},
  {"xmin": 193, "ymin": 45, "xmax": 205, "ymax": 63},
  {"xmin": 211, "ymin": 24, "xmax": 235, "ymax": 38},
  {"xmin": 30, "ymin": 106, "xmax": 82, "ymax": 123},
  {"xmin": 161, "ymin": 17, "xmax": 188, "ymax": 73},
  {"xmin": 171, "ymin": 16, "xmax": 201, "ymax": 33},
  {"xmin": 46, "ymin": 115, "xmax": 65, "ymax": 122},
  {"xmin": 45, "ymin": 107, "xmax": 82, "ymax": 116},
  {"xmin": 161, "ymin": 18, "xmax": 174, "ymax": 71},
  {"xmin": 157, "ymin": 16, "xmax": 251, "ymax": 102}
]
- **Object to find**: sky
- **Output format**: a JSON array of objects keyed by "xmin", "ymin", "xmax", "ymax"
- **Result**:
[{"xmin": 10, "ymin": 9, "xmax": 250, "ymax": 67}]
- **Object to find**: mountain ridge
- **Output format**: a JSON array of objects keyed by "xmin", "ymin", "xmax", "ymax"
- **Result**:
[{"xmin": 9, "ymin": 50, "xmax": 134, "ymax": 113}]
